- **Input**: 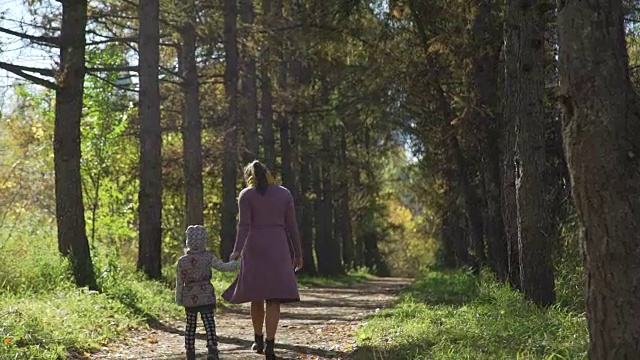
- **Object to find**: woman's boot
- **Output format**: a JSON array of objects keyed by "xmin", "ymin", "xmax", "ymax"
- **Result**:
[
  {"xmin": 252, "ymin": 333, "xmax": 265, "ymax": 354},
  {"xmin": 265, "ymin": 338, "xmax": 276, "ymax": 360}
]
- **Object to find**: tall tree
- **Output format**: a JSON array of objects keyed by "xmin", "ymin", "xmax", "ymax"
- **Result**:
[
  {"xmin": 471, "ymin": 0, "xmax": 508, "ymax": 281},
  {"xmin": 179, "ymin": 0, "xmax": 204, "ymax": 227},
  {"xmin": 298, "ymin": 126, "xmax": 317, "ymax": 275},
  {"xmin": 260, "ymin": 0, "xmax": 276, "ymax": 169},
  {"xmin": 558, "ymin": 0, "xmax": 640, "ymax": 356},
  {"xmin": 337, "ymin": 127, "xmax": 354, "ymax": 269},
  {"xmin": 220, "ymin": 0, "xmax": 240, "ymax": 260},
  {"xmin": 0, "ymin": 0, "xmax": 98, "ymax": 289},
  {"xmin": 239, "ymin": 0, "xmax": 259, "ymax": 162},
  {"xmin": 55, "ymin": 0, "xmax": 97, "ymax": 289},
  {"xmin": 137, "ymin": 0, "xmax": 163, "ymax": 279},
  {"xmin": 501, "ymin": 0, "xmax": 520, "ymax": 290},
  {"xmin": 511, "ymin": 0, "xmax": 555, "ymax": 306}
]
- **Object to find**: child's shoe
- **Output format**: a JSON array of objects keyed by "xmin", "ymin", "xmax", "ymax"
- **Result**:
[
  {"xmin": 265, "ymin": 338, "xmax": 276, "ymax": 360},
  {"xmin": 252, "ymin": 333, "xmax": 265, "ymax": 354},
  {"xmin": 207, "ymin": 346, "xmax": 219, "ymax": 360},
  {"xmin": 186, "ymin": 349, "xmax": 196, "ymax": 360}
]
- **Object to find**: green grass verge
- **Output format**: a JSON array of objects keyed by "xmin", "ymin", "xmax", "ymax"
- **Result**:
[
  {"xmin": 297, "ymin": 269, "xmax": 372, "ymax": 287},
  {"xmin": 354, "ymin": 270, "xmax": 588, "ymax": 360}
]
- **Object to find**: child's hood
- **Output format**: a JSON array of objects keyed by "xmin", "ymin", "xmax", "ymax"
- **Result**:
[{"xmin": 185, "ymin": 225, "xmax": 207, "ymax": 253}]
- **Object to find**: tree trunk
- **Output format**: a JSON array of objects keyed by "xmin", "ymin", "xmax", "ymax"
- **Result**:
[
  {"xmin": 501, "ymin": 0, "xmax": 520, "ymax": 290},
  {"xmin": 220, "ymin": 0, "xmax": 239, "ymax": 261},
  {"xmin": 179, "ymin": 5, "xmax": 204, "ymax": 227},
  {"xmin": 439, "ymin": 194, "xmax": 459, "ymax": 269},
  {"xmin": 239, "ymin": 0, "xmax": 258, "ymax": 162},
  {"xmin": 471, "ymin": 0, "xmax": 508, "ymax": 282},
  {"xmin": 55, "ymin": 0, "xmax": 96, "ymax": 289},
  {"xmin": 260, "ymin": 0, "xmax": 276, "ymax": 169},
  {"xmin": 512, "ymin": 0, "xmax": 555, "ymax": 306},
  {"xmin": 279, "ymin": 116, "xmax": 293, "ymax": 190},
  {"xmin": 314, "ymin": 134, "xmax": 344, "ymax": 276},
  {"xmin": 137, "ymin": 0, "xmax": 163, "ymax": 279},
  {"xmin": 298, "ymin": 129, "xmax": 316, "ymax": 275},
  {"xmin": 338, "ymin": 128, "xmax": 354, "ymax": 269},
  {"xmin": 558, "ymin": 0, "xmax": 640, "ymax": 356},
  {"xmin": 352, "ymin": 166, "xmax": 365, "ymax": 268},
  {"xmin": 440, "ymin": 152, "xmax": 471, "ymax": 268},
  {"xmin": 451, "ymin": 134, "xmax": 485, "ymax": 270}
]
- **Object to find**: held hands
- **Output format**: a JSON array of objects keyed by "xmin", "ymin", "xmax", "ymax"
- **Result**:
[{"xmin": 293, "ymin": 257, "xmax": 303, "ymax": 272}]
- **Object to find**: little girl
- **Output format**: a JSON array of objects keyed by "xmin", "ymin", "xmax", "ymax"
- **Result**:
[{"xmin": 176, "ymin": 225, "xmax": 239, "ymax": 360}]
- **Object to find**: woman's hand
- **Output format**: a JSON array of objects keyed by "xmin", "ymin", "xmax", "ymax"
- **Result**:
[
  {"xmin": 293, "ymin": 257, "xmax": 303, "ymax": 272},
  {"xmin": 229, "ymin": 251, "xmax": 241, "ymax": 261}
]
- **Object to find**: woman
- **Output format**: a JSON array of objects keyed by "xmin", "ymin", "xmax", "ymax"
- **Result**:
[{"xmin": 222, "ymin": 160, "xmax": 303, "ymax": 360}]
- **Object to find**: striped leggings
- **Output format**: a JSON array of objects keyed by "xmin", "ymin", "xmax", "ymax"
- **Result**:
[{"xmin": 184, "ymin": 310, "xmax": 218, "ymax": 351}]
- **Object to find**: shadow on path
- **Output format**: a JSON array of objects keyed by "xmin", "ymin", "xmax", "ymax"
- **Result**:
[{"xmin": 90, "ymin": 277, "xmax": 412, "ymax": 360}]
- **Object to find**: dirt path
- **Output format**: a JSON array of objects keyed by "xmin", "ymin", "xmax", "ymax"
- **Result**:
[{"xmin": 89, "ymin": 277, "xmax": 410, "ymax": 360}]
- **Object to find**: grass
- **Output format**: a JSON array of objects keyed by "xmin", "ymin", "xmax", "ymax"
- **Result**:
[
  {"xmin": 0, "ymin": 225, "xmax": 235, "ymax": 359},
  {"xmin": 297, "ymin": 268, "xmax": 372, "ymax": 287},
  {"xmin": 354, "ymin": 270, "xmax": 588, "ymax": 360}
]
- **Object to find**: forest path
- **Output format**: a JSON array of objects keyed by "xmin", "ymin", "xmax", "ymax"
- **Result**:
[{"xmin": 88, "ymin": 277, "xmax": 411, "ymax": 360}]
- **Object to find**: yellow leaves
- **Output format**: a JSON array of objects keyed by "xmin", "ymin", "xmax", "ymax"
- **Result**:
[
  {"xmin": 3, "ymin": 337, "xmax": 11, "ymax": 346},
  {"xmin": 31, "ymin": 123, "xmax": 45, "ymax": 140},
  {"xmin": 146, "ymin": 336, "xmax": 158, "ymax": 344},
  {"xmin": 387, "ymin": 200, "xmax": 413, "ymax": 228}
]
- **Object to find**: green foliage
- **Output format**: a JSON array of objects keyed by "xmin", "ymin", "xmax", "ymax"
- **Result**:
[
  {"xmin": 354, "ymin": 270, "xmax": 588, "ymax": 360},
  {"xmin": 0, "ymin": 222, "xmax": 235, "ymax": 359},
  {"xmin": 379, "ymin": 152, "xmax": 440, "ymax": 277},
  {"xmin": 298, "ymin": 269, "xmax": 372, "ymax": 287},
  {"xmin": 82, "ymin": 44, "xmax": 138, "ymax": 248}
]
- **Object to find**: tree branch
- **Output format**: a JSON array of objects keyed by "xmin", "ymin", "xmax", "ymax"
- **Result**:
[
  {"xmin": 86, "ymin": 65, "xmax": 139, "ymax": 73},
  {"xmin": 86, "ymin": 72, "xmax": 138, "ymax": 93},
  {"xmin": 86, "ymin": 36, "xmax": 137, "ymax": 46},
  {"xmin": 0, "ymin": 26, "xmax": 59, "ymax": 46},
  {"xmin": 0, "ymin": 61, "xmax": 58, "ymax": 90}
]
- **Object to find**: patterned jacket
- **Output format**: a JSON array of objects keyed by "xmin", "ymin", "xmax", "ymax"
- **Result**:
[{"xmin": 176, "ymin": 225, "xmax": 238, "ymax": 308}]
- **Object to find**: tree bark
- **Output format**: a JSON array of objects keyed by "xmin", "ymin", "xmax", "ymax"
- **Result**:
[
  {"xmin": 137, "ymin": 0, "xmax": 163, "ymax": 279},
  {"xmin": 352, "ymin": 166, "xmax": 364, "ymax": 268},
  {"xmin": 512, "ymin": 0, "xmax": 555, "ymax": 306},
  {"xmin": 298, "ymin": 128, "xmax": 317, "ymax": 275},
  {"xmin": 239, "ymin": 0, "xmax": 258, "ymax": 162},
  {"xmin": 260, "ymin": 0, "xmax": 276, "ymax": 169},
  {"xmin": 279, "ymin": 115, "xmax": 293, "ymax": 190},
  {"xmin": 313, "ymin": 132, "xmax": 345, "ymax": 276},
  {"xmin": 338, "ymin": 128, "xmax": 354, "ymax": 269},
  {"xmin": 55, "ymin": 0, "xmax": 96, "ymax": 289},
  {"xmin": 451, "ymin": 134, "xmax": 485, "ymax": 270},
  {"xmin": 220, "ymin": 0, "xmax": 239, "ymax": 261},
  {"xmin": 179, "ymin": 3, "xmax": 204, "ymax": 227},
  {"xmin": 558, "ymin": 0, "xmax": 640, "ymax": 356},
  {"xmin": 501, "ymin": 0, "xmax": 520, "ymax": 290},
  {"xmin": 471, "ymin": 0, "xmax": 508, "ymax": 281}
]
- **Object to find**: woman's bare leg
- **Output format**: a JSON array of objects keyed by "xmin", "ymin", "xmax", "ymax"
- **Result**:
[
  {"xmin": 265, "ymin": 300, "xmax": 281, "ymax": 340},
  {"xmin": 251, "ymin": 301, "xmax": 265, "ymax": 335}
]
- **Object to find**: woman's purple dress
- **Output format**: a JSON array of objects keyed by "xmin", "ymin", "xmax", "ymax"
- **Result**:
[{"xmin": 222, "ymin": 185, "xmax": 302, "ymax": 303}]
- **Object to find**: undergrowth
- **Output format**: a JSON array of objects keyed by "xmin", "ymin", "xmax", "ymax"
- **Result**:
[
  {"xmin": 354, "ymin": 270, "xmax": 588, "ymax": 360},
  {"xmin": 0, "ymin": 224, "xmax": 234, "ymax": 359}
]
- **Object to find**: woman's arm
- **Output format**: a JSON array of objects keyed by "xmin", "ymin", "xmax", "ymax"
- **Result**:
[
  {"xmin": 211, "ymin": 253, "xmax": 239, "ymax": 272},
  {"xmin": 232, "ymin": 189, "xmax": 251, "ymax": 255},
  {"xmin": 285, "ymin": 191, "xmax": 302, "ymax": 260}
]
